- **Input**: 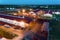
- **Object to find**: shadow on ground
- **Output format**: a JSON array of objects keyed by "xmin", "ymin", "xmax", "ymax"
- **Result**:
[{"xmin": 49, "ymin": 19, "xmax": 60, "ymax": 40}]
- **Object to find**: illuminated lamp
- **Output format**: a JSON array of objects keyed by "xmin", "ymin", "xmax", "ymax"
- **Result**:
[
  {"xmin": 22, "ymin": 9, "xmax": 26, "ymax": 13},
  {"xmin": 19, "ymin": 21, "xmax": 25, "ymax": 28},
  {"xmin": 13, "ymin": 21, "xmax": 17, "ymax": 24},
  {"xmin": 29, "ymin": 8, "xmax": 33, "ymax": 11},
  {"xmin": 13, "ymin": 13, "xmax": 17, "ymax": 16}
]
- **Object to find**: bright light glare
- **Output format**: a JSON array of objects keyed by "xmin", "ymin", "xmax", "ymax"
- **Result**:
[
  {"xmin": 22, "ymin": 9, "xmax": 26, "ymax": 13},
  {"xmin": 55, "ymin": 12, "xmax": 60, "ymax": 14},
  {"xmin": 13, "ymin": 21, "xmax": 17, "ymax": 24},
  {"xmin": 43, "ymin": 13, "xmax": 52, "ymax": 17},
  {"xmin": 13, "ymin": 13, "xmax": 17, "ymax": 15},
  {"xmin": 19, "ymin": 21, "xmax": 25, "ymax": 28}
]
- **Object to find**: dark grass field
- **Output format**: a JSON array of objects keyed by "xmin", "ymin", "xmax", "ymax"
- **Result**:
[{"xmin": 49, "ymin": 18, "xmax": 60, "ymax": 40}]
